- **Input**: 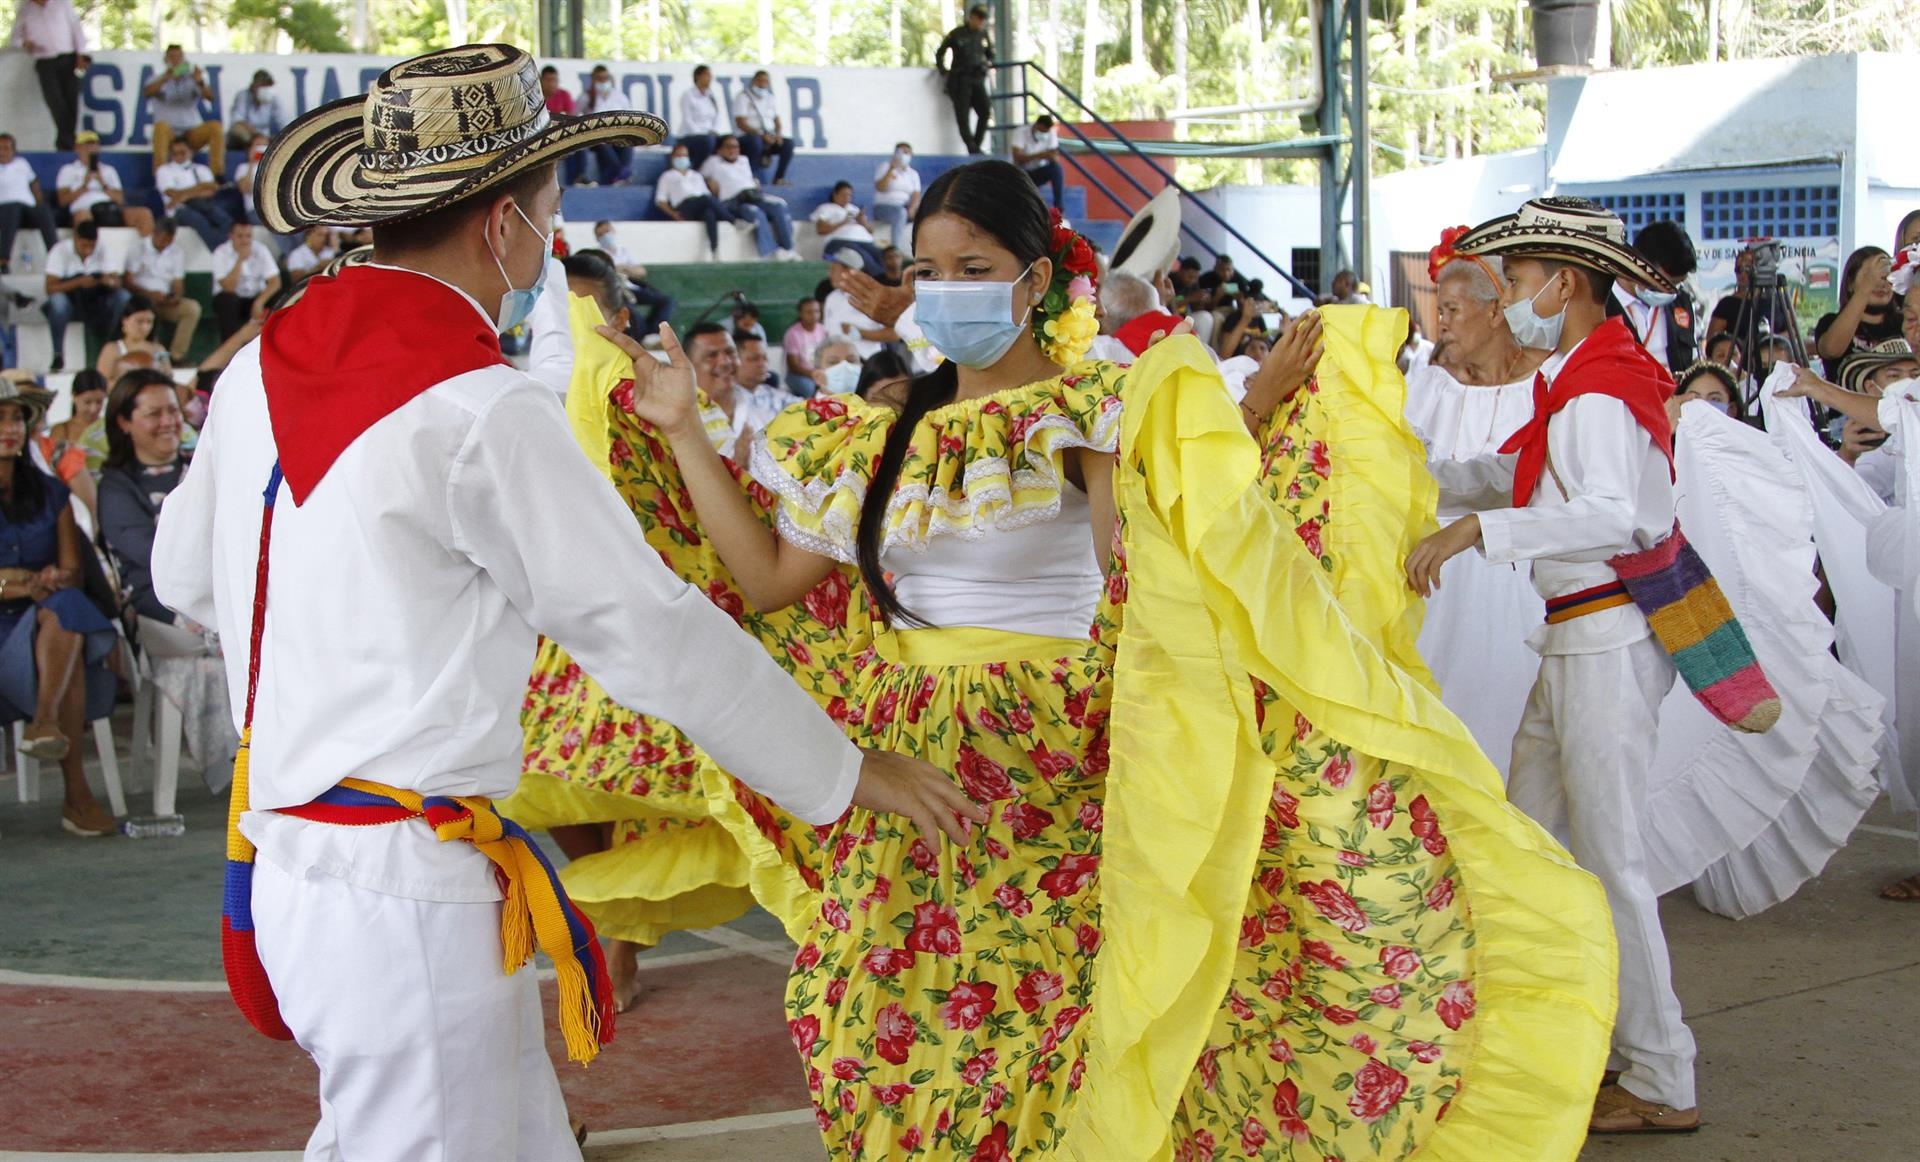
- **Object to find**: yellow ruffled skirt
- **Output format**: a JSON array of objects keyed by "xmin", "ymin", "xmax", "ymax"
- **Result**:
[{"xmin": 715, "ymin": 315, "xmax": 1616, "ymax": 1160}]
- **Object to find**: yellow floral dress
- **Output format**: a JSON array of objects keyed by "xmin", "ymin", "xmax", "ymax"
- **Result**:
[
  {"xmin": 504, "ymin": 296, "xmax": 864, "ymax": 945},
  {"xmin": 713, "ymin": 312, "xmax": 1618, "ymax": 1161}
]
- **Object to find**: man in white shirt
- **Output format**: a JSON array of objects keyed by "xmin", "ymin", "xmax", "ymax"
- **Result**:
[
  {"xmin": 699, "ymin": 135, "xmax": 797, "ymax": 261},
  {"xmin": 731, "ymin": 68, "xmax": 794, "ymax": 185},
  {"xmin": 0, "ymin": 131, "xmax": 57, "ymax": 271},
  {"xmin": 154, "ymin": 137, "xmax": 234, "ymax": 250},
  {"xmin": 285, "ymin": 225, "xmax": 336, "ymax": 279},
  {"xmin": 42, "ymin": 220, "xmax": 129, "ymax": 372},
  {"xmin": 1408, "ymin": 199, "xmax": 1699, "ymax": 1136},
  {"xmin": 821, "ymin": 259, "xmax": 895, "ymax": 359},
  {"xmin": 10, "ymin": 0, "xmax": 86, "ymax": 150},
  {"xmin": 1010, "ymin": 114, "xmax": 1065, "ymax": 209},
  {"xmin": 683, "ymin": 321, "xmax": 785, "ymax": 459},
  {"xmin": 811, "ymin": 181, "xmax": 884, "ymax": 275},
  {"xmin": 675, "ymin": 63, "xmax": 726, "ymax": 171},
  {"xmin": 55, "ymin": 130, "xmax": 139, "ymax": 230},
  {"xmin": 654, "ymin": 141, "xmax": 729, "ymax": 256},
  {"xmin": 124, "ymin": 217, "xmax": 201, "ymax": 362},
  {"xmin": 148, "ymin": 43, "xmax": 975, "ymax": 1161},
  {"xmin": 572, "ymin": 63, "xmax": 632, "ymax": 184},
  {"xmin": 870, "ymin": 141, "xmax": 921, "ymax": 244},
  {"xmin": 226, "ymin": 68, "xmax": 285, "ymax": 153},
  {"xmin": 590, "ymin": 220, "xmax": 674, "ymax": 332},
  {"xmin": 142, "ymin": 43, "xmax": 225, "ymax": 178},
  {"xmin": 209, "ymin": 221, "xmax": 281, "ymax": 339}
]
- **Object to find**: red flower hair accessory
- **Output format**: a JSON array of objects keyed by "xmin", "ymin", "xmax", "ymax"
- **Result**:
[
  {"xmin": 1427, "ymin": 225, "xmax": 1471, "ymax": 283},
  {"xmin": 1892, "ymin": 243, "xmax": 1920, "ymax": 296}
]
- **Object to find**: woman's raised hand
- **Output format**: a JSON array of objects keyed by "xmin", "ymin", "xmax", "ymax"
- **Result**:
[{"xmin": 594, "ymin": 323, "xmax": 702, "ymax": 441}]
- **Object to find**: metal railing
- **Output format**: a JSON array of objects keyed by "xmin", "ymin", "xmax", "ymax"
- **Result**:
[{"xmin": 987, "ymin": 59, "xmax": 1313, "ymax": 300}]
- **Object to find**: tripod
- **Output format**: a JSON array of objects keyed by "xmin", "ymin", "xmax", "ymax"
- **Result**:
[{"xmin": 1736, "ymin": 265, "xmax": 1806, "ymax": 420}]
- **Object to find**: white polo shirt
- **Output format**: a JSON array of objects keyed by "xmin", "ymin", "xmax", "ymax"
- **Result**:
[
  {"xmin": 811, "ymin": 202, "xmax": 875, "ymax": 244},
  {"xmin": 873, "ymin": 160, "xmax": 920, "ymax": 207},
  {"xmin": 45, "ymin": 238, "xmax": 112, "ymax": 280},
  {"xmin": 56, "ymin": 158, "xmax": 124, "ymax": 213},
  {"xmin": 154, "ymin": 159, "xmax": 215, "ymax": 203},
  {"xmin": 700, "ymin": 155, "xmax": 760, "ymax": 202},
  {"xmin": 0, "ymin": 157, "xmax": 37, "ymax": 207},
  {"xmin": 286, "ymin": 243, "xmax": 336, "ymax": 277},
  {"xmin": 211, "ymin": 241, "xmax": 280, "ymax": 298},
  {"xmin": 655, "ymin": 167, "xmax": 709, "ymax": 210},
  {"xmin": 1012, "ymin": 125, "xmax": 1059, "ymax": 170},
  {"xmin": 677, "ymin": 85, "xmax": 725, "ymax": 136},
  {"xmin": 731, "ymin": 85, "xmax": 780, "ymax": 135},
  {"xmin": 126, "ymin": 236, "xmax": 186, "ymax": 297}
]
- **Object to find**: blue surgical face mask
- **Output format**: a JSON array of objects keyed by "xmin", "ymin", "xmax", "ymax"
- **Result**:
[
  {"xmin": 671, "ymin": 155, "xmax": 691, "ymax": 171},
  {"xmin": 913, "ymin": 263, "xmax": 1037, "ymax": 369},
  {"xmin": 487, "ymin": 202, "xmax": 552, "ymax": 332},
  {"xmin": 1503, "ymin": 280, "xmax": 1566, "ymax": 350},
  {"xmin": 1634, "ymin": 284, "xmax": 1678, "ymax": 308},
  {"xmin": 823, "ymin": 359, "xmax": 862, "ymax": 395},
  {"xmin": 1705, "ymin": 398, "xmax": 1732, "ymax": 415}
]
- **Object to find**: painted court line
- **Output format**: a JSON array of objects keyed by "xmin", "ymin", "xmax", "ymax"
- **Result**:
[
  {"xmin": 1856, "ymin": 823, "xmax": 1919, "ymax": 841},
  {"xmin": 683, "ymin": 924, "xmax": 798, "ymax": 967},
  {"xmin": 0, "ymin": 946, "xmax": 746, "ymax": 994}
]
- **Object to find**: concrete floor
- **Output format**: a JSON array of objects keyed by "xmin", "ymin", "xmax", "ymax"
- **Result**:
[{"xmin": 2, "ymin": 730, "xmax": 1915, "ymax": 1161}]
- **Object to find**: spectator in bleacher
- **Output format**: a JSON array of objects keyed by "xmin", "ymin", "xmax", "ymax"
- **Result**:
[
  {"xmin": 731, "ymin": 69, "xmax": 794, "ymax": 187},
  {"xmin": 209, "ymin": 221, "xmax": 279, "ymax": 341},
  {"xmin": 591, "ymin": 220, "xmax": 674, "ymax": 332},
  {"xmin": 94, "ymin": 293, "xmax": 170, "ymax": 383},
  {"xmin": 232, "ymin": 131, "xmax": 270, "ymax": 225},
  {"xmin": 811, "ymin": 181, "xmax": 885, "ymax": 274},
  {"xmin": 123, "ymin": 219, "xmax": 199, "ymax": 364},
  {"xmin": 855, "ymin": 345, "xmax": 913, "ymax": 410},
  {"xmin": 879, "ymin": 244, "xmax": 906, "ymax": 285},
  {"xmin": 142, "ymin": 44, "xmax": 223, "ymax": 178},
  {"xmin": 821, "ymin": 260, "xmax": 894, "ymax": 358},
  {"xmin": 225, "ymin": 69, "xmax": 283, "ymax": 154},
  {"xmin": 655, "ymin": 142, "xmax": 729, "ymax": 257},
  {"xmin": 574, "ymin": 64, "xmax": 633, "ymax": 185},
  {"xmin": 735, "ymin": 330, "xmax": 781, "ymax": 396},
  {"xmin": 540, "ymin": 65, "xmax": 574, "ymax": 118},
  {"xmin": 676, "ymin": 64, "xmax": 726, "ymax": 171},
  {"xmin": 55, "ymin": 131, "xmax": 133, "ymax": 230},
  {"xmin": 1010, "ymin": 114, "xmax": 1064, "ymax": 210},
  {"xmin": 683, "ymin": 320, "xmax": 786, "ymax": 459},
  {"xmin": 1814, "ymin": 245, "xmax": 1903, "ymax": 377},
  {"xmin": 1325, "ymin": 270, "xmax": 1369, "ymax": 305},
  {"xmin": 285, "ymin": 225, "xmax": 336, "ymax": 280},
  {"xmin": 0, "ymin": 372, "xmax": 118, "ymax": 835},
  {"xmin": 936, "ymin": 5, "xmax": 993, "ymax": 155},
  {"xmin": 9, "ymin": 0, "xmax": 85, "ymax": 151},
  {"xmin": 0, "ymin": 132, "xmax": 56, "ymax": 274},
  {"xmin": 42, "ymin": 221, "xmax": 127, "ymax": 372},
  {"xmin": 155, "ymin": 137, "xmax": 231, "ymax": 250},
  {"xmin": 870, "ymin": 141, "xmax": 921, "ymax": 245},
  {"xmin": 731, "ymin": 301, "xmax": 766, "ymax": 342},
  {"xmin": 40, "ymin": 366, "xmax": 104, "ymax": 479},
  {"xmin": 782, "ymin": 297, "xmax": 827, "ymax": 396},
  {"xmin": 1608, "ymin": 220, "xmax": 1698, "ymax": 376},
  {"xmin": 701, "ymin": 135, "xmax": 799, "ymax": 262},
  {"xmin": 813, "ymin": 334, "xmax": 861, "ymax": 396}
]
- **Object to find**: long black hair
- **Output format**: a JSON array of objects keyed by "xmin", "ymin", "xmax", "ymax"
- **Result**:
[
  {"xmin": 855, "ymin": 159, "xmax": 1051, "ymax": 626},
  {"xmin": 0, "ymin": 400, "xmax": 49, "ymax": 526},
  {"xmin": 103, "ymin": 368, "xmax": 178, "ymax": 471}
]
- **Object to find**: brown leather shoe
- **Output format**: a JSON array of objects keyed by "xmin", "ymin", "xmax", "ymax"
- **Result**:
[
  {"xmin": 61, "ymin": 801, "xmax": 116, "ymax": 837},
  {"xmin": 1590, "ymin": 1083, "xmax": 1700, "ymax": 1134},
  {"xmin": 21, "ymin": 723, "xmax": 70, "ymax": 761}
]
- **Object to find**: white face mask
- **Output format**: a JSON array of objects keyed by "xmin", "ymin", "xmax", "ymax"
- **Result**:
[
  {"xmin": 596, "ymin": 231, "xmax": 614, "ymax": 248},
  {"xmin": 595, "ymin": 80, "xmax": 614, "ymax": 95},
  {"xmin": 1503, "ymin": 280, "xmax": 1567, "ymax": 350}
]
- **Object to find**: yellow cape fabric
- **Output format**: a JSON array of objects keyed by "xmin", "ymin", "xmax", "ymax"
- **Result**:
[
  {"xmin": 563, "ymin": 292, "xmax": 624, "ymax": 476},
  {"xmin": 1067, "ymin": 315, "xmax": 1618, "ymax": 1161}
]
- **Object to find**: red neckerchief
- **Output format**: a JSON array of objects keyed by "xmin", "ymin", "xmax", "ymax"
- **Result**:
[
  {"xmin": 1497, "ymin": 316, "xmax": 1676, "ymax": 508},
  {"xmin": 261, "ymin": 265, "xmax": 506, "ymax": 505},
  {"xmin": 1113, "ymin": 310, "xmax": 1188, "ymax": 356}
]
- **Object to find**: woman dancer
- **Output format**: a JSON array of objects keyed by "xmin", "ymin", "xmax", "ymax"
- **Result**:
[{"xmin": 600, "ymin": 162, "xmax": 1614, "ymax": 1160}]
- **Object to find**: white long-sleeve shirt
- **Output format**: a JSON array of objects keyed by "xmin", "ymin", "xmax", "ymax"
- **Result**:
[
  {"xmin": 10, "ymin": 0, "xmax": 85, "ymax": 58},
  {"xmin": 677, "ymin": 84, "xmax": 725, "ymax": 136},
  {"xmin": 1431, "ymin": 344, "xmax": 1676, "ymax": 656},
  {"xmin": 152, "ymin": 268, "xmax": 859, "ymax": 891}
]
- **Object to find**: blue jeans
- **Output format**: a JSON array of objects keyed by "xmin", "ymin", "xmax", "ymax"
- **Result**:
[
  {"xmin": 625, "ymin": 281, "xmax": 675, "ymax": 331},
  {"xmin": 728, "ymin": 194, "xmax": 793, "ymax": 256},
  {"xmin": 582, "ymin": 143, "xmax": 631, "ymax": 184},
  {"xmin": 0, "ymin": 201, "xmax": 57, "ymax": 269},
  {"xmin": 667, "ymin": 195, "xmax": 729, "ymax": 251},
  {"xmin": 1025, "ymin": 160, "xmax": 1065, "ymax": 209},
  {"xmin": 869, "ymin": 201, "xmax": 911, "ymax": 246},
  {"xmin": 785, "ymin": 374, "xmax": 817, "ymax": 399},
  {"xmin": 824, "ymin": 238, "xmax": 886, "ymax": 276},
  {"xmin": 740, "ymin": 134, "xmax": 795, "ymax": 183},
  {"xmin": 172, "ymin": 197, "xmax": 233, "ymax": 250},
  {"xmin": 679, "ymin": 134, "xmax": 719, "ymax": 172},
  {"xmin": 45, "ymin": 285, "xmax": 131, "ymax": 363}
]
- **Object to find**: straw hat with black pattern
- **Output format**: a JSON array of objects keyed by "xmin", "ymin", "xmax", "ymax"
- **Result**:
[
  {"xmin": 0, "ymin": 371, "xmax": 55, "ymax": 430},
  {"xmin": 254, "ymin": 44, "xmax": 665, "ymax": 233},
  {"xmin": 1835, "ymin": 337, "xmax": 1918, "ymax": 396},
  {"xmin": 1452, "ymin": 196, "xmax": 1675, "ymax": 293}
]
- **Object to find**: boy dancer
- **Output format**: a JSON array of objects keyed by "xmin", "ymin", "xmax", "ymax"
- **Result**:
[{"xmin": 1406, "ymin": 197, "xmax": 1700, "ymax": 1133}]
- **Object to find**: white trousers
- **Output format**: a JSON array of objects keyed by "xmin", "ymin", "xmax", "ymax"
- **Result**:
[
  {"xmin": 251, "ymin": 854, "xmax": 579, "ymax": 1161},
  {"xmin": 1508, "ymin": 634, "xmax": 1698, "ymax": 1109}
]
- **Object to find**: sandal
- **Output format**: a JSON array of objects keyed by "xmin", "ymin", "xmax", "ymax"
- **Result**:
[
  {"xmin": 21, "ymin": 723, "xmax": 70, "ymax": 761},
  {"xmin": 1879, "ymin": 872, "xmax": 1920, "ymax": 901},
  {"xmin": 1589, "ymin": 1083, "xmax": 1700, "ymax": 1134},
  {"xmin": 61, "ymin": 801, "xmax": 116, "ymax": 837}
]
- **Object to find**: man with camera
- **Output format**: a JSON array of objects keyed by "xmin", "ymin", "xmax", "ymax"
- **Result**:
[
  {"xmin": 142, "ymin": 44, "xmax": 225, "ymax": 179},
  {"xmin": 54, "ymin": 131, "xmax": 148, "ymax": 231}
]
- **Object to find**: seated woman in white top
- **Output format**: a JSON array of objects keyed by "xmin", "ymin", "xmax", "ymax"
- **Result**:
[{"xmin": 810, "ymin": 181, "xmax": 885, "ymax": 275}]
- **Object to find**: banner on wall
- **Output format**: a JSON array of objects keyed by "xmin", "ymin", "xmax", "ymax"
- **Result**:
[
  {"xmin": 0, "ymin": 52, "xmax": 963, "ymax": 157},
  {"xmin": 1692, "ymin": 236, "xmax": 1842, "ymax": 342}
]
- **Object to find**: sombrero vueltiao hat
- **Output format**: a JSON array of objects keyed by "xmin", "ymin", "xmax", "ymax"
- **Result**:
[
  {"xmin": 269, "ymin": 247, "xmax": 376, "ymax": 314},
  {"xmin": 1836, "ymin": 338, "xmax": 1918, "ymax": 396},
  {"xmin": 0, "ymin": 371, "xmax": 55, "ymax": 429},
  {"xmin": 1452, "ymin": 196, "xmax": 1674, "ymax": 293},
  {"xmin": 1111, "ymin": 186, "xmax": 1183, "ymax": 280},
  {"xmin": 254, "ymin": 44, "xmax": 665, "ymax": 233}
]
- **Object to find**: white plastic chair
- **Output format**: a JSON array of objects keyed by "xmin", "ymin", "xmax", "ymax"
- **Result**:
[
  {"xmin": 127, "ymin": 661, "xmax": 184, "ymax": 817},
  {"xmin": 12, "ymin": 714, "xmax": 128, "ymax": 815}
]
